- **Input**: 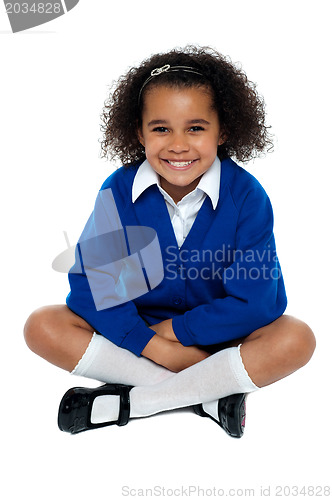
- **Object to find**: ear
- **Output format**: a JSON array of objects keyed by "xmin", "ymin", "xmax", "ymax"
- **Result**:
[
  {"xmin": 218, "ymin": 129, "xmax": 227, "ymax": 146},
  {"xmin": 137, "ymin": 127, "xmax": 145, "ymax": 148}
]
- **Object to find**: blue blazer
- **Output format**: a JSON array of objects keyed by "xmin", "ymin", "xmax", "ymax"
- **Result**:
[{"xmin": 66, "ymin": 158, "xmax": 287, "ymax": 356}]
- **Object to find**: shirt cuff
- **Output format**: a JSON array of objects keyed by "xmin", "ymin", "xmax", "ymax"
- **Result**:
[
  {"xmin": 171, "ymin": 314, "xmax": 193, "ymax": 346},
  {"xmin": 119, "ymin": 321, "xmax": 156, "ymax": 356}
]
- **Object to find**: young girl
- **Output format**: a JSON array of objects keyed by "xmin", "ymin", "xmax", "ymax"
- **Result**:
[{"xmin": 24, "ymin": 46, "xmax": 315, "ymax": 438}]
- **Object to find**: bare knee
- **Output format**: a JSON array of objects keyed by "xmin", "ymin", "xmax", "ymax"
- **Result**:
[
  {"xmin": 24, "ymin": 305, "xmax": 75, "ymax": 359},
  {"xmin": 280, "ymin": 316, "xmax": 316, "ymax": 369},
  {"xmin": 23, "ymin": 307, "xmax": 58, "ymax": 354},
  {"xmin": 24, "ymin": 304, "xmax": 94, "ymax": 371}
]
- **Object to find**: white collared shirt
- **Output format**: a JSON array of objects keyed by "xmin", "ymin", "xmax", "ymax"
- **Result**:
[{"xmin": 132, "ymin": 157, "xmax": 221, "ymax": 248}]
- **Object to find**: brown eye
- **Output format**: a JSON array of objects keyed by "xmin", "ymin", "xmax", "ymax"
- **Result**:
[
  {"xmin": 153, "ymin": 127, "xmax": 168, "ymax": 133},
  {"xmin": 189, "ymin": 126, "xmax": 204, "ymax": 132}
]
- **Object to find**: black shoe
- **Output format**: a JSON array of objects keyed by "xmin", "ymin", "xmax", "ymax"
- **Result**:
[
  {"xmin": 193, "ymin": 393, "xmax": 247, "ymax": 438},
  {"xmin": 58, "ymin": 383, "xmax": 133, "ymax": 434}
]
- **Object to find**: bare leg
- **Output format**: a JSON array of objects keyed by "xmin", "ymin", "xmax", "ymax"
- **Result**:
[
  {"xmin": 23, "ymin": 305, "xmax": 176, "ymax": 387},
  {"xmin": 238, "ymin": 315, "xmax": 316, "ymax": 388},
  {"xmin": 24, "ymin": 306, "xmax": 315, "ymax": 387},
  {"xmin": 125, "ymin": 315, "xmax": 315, "ymax": 419},
  {"xmin": 25, "ymin": 307, "xmax": 315, "ymax": 432},
  {"xmin": 24, "ymin": 305, "xmax": 94, "ymax": 372},
  {"xmin": 23, "ymin": 305, "xmax": 209, "ymax": 376}
]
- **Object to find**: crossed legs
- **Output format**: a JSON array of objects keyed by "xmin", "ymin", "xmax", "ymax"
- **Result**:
[
  {"xmin": 24, "ymin": 305, "xmax": 315, "ymax": 431},
  {"xmin": 24, "ymin": 305, "xmax": 315, "ymax": 386}
]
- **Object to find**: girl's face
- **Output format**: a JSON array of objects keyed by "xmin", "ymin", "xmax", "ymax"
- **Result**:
[{"xmin": 138, "ymin": 85, "xmax": 224, "ymax": 203}]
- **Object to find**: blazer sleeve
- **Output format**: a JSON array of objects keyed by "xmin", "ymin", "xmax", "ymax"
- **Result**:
[
  {"xmin": 66, "ymin": 187, "xmax": 157, "ymax": 356},
  {"xmin": 171, "ymin": 183, "xmax": 288, "ymax": 346}
]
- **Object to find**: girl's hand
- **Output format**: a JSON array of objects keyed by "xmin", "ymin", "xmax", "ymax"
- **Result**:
[
  {"xmin": 149, "ymin": 318, "xmax": 178, "ymax": 342},
  {"xmin": 142, "ymin": 334, "xmax": 210, "ymax": 372}
]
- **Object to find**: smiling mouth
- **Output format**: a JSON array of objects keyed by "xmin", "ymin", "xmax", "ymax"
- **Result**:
[{"xmin": 164, "ymin": 159, "xmax": 197, "ymax": 168}]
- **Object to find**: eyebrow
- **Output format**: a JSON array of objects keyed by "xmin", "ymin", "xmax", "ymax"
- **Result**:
[
  {"xmin": 147, "ymin": 119, "xmax": 211, "ymax": 127},
  {"xmin": 147, "ymin": 120, "xmax": 168, "ymax": 127}
]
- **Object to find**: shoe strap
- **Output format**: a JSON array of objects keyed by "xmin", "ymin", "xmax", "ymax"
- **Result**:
[{"xmin": 117, "ymin": 385, "xmax": 132, "ymax": 426}]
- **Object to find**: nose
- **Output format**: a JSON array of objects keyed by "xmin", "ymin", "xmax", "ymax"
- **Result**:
[{"xmin": 168, "ymin": 132, "xmax": 190, "ymax": 153}]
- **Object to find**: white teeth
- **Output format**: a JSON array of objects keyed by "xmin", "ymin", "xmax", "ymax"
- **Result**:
[{"xmin": 167, "ymin": 160, "xmax": 194, "ymax": 167}]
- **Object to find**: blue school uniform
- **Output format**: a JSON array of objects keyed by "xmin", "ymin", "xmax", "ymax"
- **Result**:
[{"xmin": 66, "ymin": 157, "xmax": 287, "ymax": 356}]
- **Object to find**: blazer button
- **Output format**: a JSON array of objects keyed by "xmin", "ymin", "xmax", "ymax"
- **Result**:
[{"xmin": 172, "ymin": 296, "xmax": 183, "ymax": 306}]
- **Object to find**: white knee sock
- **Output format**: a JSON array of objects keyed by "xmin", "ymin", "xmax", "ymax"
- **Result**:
[
  {"xmin": 129, "ymin": 345, "xmax": 258, "ymax": 419},
  {"xmin": 71, "ymin": 333, "xmax": 175, "ymax": 424},
  {"xmin": 71, "ymin": 332, "xmax": 174, "ymax": 386},
  {"xmin": 200, "ymin": 344, "xmax": 256, "ymax": 421},
  {"xmin": 72, "ymin": 337, "xmax": 258, "ymax": 424}
]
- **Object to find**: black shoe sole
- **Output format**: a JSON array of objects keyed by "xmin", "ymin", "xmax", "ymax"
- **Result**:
[
  {"xmin": 193, "ymin": 393, "xmax": 247, "ymax": 438},
  {"xmin": 219, "ymin": 393, "xmax": 246, "ymax": 438}
]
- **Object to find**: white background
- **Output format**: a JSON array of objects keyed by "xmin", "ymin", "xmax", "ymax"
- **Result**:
[{"xmin": 1, "ymin": 1, "xmax": 331, "ymax": 499}]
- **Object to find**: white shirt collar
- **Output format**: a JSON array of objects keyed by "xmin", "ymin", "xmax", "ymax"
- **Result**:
[{"xmin": 132, "ymin": 157, "xmax": 220, "ymax": 209}]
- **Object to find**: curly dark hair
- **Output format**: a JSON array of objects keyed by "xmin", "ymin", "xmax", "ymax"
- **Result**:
[{"xmin": 100, "ymin": 45, "xmax": 273, "ymax": 165}]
